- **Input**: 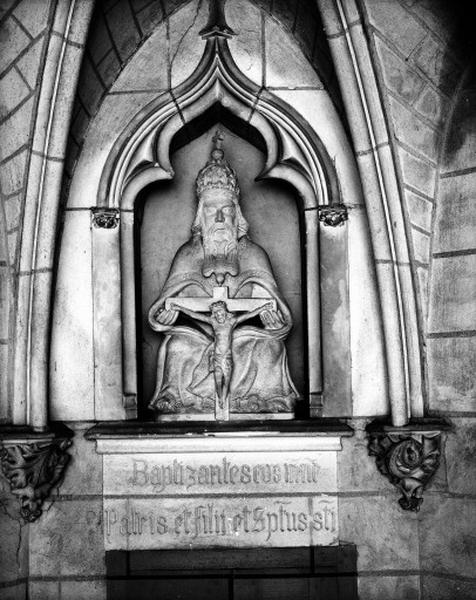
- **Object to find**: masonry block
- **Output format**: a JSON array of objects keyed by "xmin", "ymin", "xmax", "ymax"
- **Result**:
[
  {"xmin": 28, "ymin": 581, "xmax": 60, "ymax": 600},
  {"xmin": 399, "ymin": 147, "xmax": 436, "ymax": 198},
  {"xmin": 0, "ymin": 95, "xmax": 35, "ymax": 159},
  {"xmin": 0, "ymin": 478, "xmax": 28, "ymax": 583},
  {"xmin": 434, "ymin": 172, "xmax": 476, "ymax": 254},
  {"xmin": 442, "ymin": 94, "xmax": 476, "ymax": 172},
  {"xmin": 413, "ymin": 35, "xmax": 460, "ymax": 94},
  {"xmin": 29, "ymin": 499, "xmax": 105, "ymax": 577},
  {"xmin": 0, "ymin": 151, "xmax": 27, "ymax": 195},
  {"xmin": 365, "ymin": 1, "xmax": 426, "ymax": 56},
  {"xmin": 337, "ymin": 420, "xmax": 390, "ymax": 493},
  {"xmin": 113, "ymin": 25, "xmax": 168, "ymax": 92},
  {"xmin": 0, "ymin": 583, "xmax": 27, "ymax": 600},
  {"xmin": 88, "ymin": 12, "xmax": 114, "ymax": 66},
  {"xmin": 77, "ymin": 55, "xmax": 105, "ymax": 117},
  {"xmin": 95, "ymin": 49, "xmax": 121, "ymax": 89},
  {"xmin": 422, "ymin": 574, "xmax": 476, "ymax": 600},
  {"xmin": 405, "ymin": 188, "xmax": 433, "ymax": 231},
  {"xmin": 135, "ymin": 1, "xmax": 164, "ymax": 37},
  {"xmin": 59, "ymin": 425, "xmax": 103, "ymax": 496},
  {"xmin": 228, "ymin": 0, "xmax": 262, "ymax": 87},
  {"xmin": 0, "ymin": 68, "xmax": 31, "ymax": 116},
  {"xmin": 358, "ymin": 575, "xmax": 420, "ymax": 600},
  {"xmin": 270, "ymin": 0, "xmax": 298, "ymax": 31},
  {"xmin": 414, "ymin": 85, "xmax": 446, "ymax": 126},
  {"xmin": 445, "ymin": 417, "xmax": 476, "ymax": 496},
  {"xmin": 105, "ymin": 0, "xmax": 141, "ymax": 63},
  {"xmin": 375, "ymin": 38, "xmax": 425, "ymax": 104},
  {"xmin": 294, "ymin": 4, "xmax": 317, "ymax": 54},
  {"xmin": 428, "ymin": 336, "xmax": 476, "ymax": 412},
  {"xmin": 0, "ymin": 17, "xmax": 31, "ymax": 74},
  {"xmin": 411, "ymin": 227, "xmax": 430, "ymax": 264},
  {"xmin": 130, "ymin": 0, "xmax": 153, "ymax": 12},
  {"xmin": 60, "ymin": 580, "xmax": 106, "ymax": 600},
  {"xmin": 429, "ymin": 255, "xmax": 476, "ymax": 332},
  {"xmin": 339, "ymin": 495, "xmax": 419, "ymax": 571},
  {"xmin": 389, "ymin": 97, "xmax": 440, "ymax": 162},
  {"xmin": 420, "ymin": 495, "xmax": 476, "ymax": 579},
  {"xmin": 13, "ymin": 0, "xmax": 49, "ymax": 38},
  {"xmin": 265, "ymin": 15, "xmax": 322, "ymax": 88},
  {"xmin": 162, "ymin": 0, "xmax": 188, "ymax": 17}
]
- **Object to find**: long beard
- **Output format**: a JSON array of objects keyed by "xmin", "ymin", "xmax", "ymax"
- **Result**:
[{"xmin": 202, "ymin": 223, "xmax": 239, "ymax": 284}]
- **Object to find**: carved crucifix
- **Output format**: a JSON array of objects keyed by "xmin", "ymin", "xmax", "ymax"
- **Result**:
[
  {"xmin": 148, "ymin": 132, "xmax": 298, "ymax": 422},
  {"xmin": 165, "ymin": 285, "xmax": 276, "ymax": 313},
  {"xmin": 166, "ymin": 287, "xmax": 276, "ymax": 420}
]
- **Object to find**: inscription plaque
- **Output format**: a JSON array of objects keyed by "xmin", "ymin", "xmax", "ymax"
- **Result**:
[
  {"xmin": 102, "ymin": 450, "xmax": 339, "ymax": 549},
  {"xmin": 104, "ymin": 451, "xmax": 337, "ymax": 496},
  {"xmin": 104, "ymin": 496, "xmax": 338, "ymax": 550}
]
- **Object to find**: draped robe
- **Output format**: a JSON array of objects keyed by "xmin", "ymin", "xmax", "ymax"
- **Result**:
[{"xmin": 148, "ymin": 234, "xmax": 299, "ymax": 417}]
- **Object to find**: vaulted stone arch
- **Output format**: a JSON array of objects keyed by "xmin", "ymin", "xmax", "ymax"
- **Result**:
[{"xmin": 317, "ymin": 0, "xmax": 424, "ymax": 425}]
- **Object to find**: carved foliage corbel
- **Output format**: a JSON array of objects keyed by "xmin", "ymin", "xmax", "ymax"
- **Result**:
[
  {"xmin": 91, "ymin": 207, "xmax": 120, "ymax": 229},
  {"xmin": 367, "ymin": 427, "xmax": 443, "ymax": 511},
  {"xmin": 0, "ymin": 437, "xmax": 72, "ymax": 522},
  {"xmin": 317, "ymin": 204, "xmax": 348, "ymax": 226}
]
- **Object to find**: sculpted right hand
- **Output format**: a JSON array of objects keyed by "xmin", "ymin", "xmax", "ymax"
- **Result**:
[{"xmin": 155, "ymin": 307, "xmax": 178, "ymax": 326}]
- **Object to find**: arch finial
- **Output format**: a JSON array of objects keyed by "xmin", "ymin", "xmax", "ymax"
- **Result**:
[{"xmin": 200, "ymin": 0, "xmax": 235, "ymax": 39}]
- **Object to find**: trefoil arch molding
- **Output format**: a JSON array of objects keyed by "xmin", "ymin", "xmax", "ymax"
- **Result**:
[{"xmin": 98, "ymin": 37, "xmax": 341, "ymax": 213}]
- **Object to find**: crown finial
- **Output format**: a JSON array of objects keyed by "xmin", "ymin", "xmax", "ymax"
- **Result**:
[
  {"xmin": 195, "ymin": 131, "xmax": 240, "ymax": 198},
  {"xmin": 200, "ymin": 0, "xmax": 235, "ymax": 40},
  {"xmin": 211, "ymin": 129, "xmax": 225, "ymax": 161}
]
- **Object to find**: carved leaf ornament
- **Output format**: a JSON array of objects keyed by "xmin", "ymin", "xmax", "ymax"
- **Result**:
[
  {"xmin": 0, "ymin": 439, "xmax": 71, "ymax": 522},
  {"xmin": 368, "ymin": 432, "xmax": 441, "ymax": 511}
]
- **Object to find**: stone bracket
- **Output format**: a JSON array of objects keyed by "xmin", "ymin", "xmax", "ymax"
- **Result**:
[
  {"xmin": 317, "ymin": 204, "xmax": 348, "ymax": 226},
  {"xmin": 91, "ymin": 207, "xmax": 120, "ymax": 229},
  {"xmin": 0, "ymin": 425, "xmax": 73, "ymax": 522},
  {"xmin": 366, "ymin": 419, "xmax": 451, "ymax": 512}
]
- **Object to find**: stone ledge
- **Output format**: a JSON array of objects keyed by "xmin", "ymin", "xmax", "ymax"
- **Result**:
[
  {"xmin": 0, "ymin": 421, "xmax": 74, "ymax": 443},
  {"xmin": 86, "ymin": 419, "xmax": 354, "ymax": 453},
  {"xmin": 366, "ymin": 417, "xmax": 452, "ymax": 435}
]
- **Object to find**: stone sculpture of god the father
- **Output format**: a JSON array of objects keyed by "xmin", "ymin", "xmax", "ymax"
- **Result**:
[{"xmin": 148, "ymin": 132, "xmax": 298, "ymax": 420}]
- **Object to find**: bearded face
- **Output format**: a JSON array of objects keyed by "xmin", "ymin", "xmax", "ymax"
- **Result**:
[{"xmin": 198, "ymin": 189, "xmax": 240, "ymax": 284}]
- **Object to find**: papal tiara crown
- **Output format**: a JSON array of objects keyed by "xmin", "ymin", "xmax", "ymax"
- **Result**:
[{"xmin": 195, "ymin": 130, "xmax": 240, "ymax": 198}]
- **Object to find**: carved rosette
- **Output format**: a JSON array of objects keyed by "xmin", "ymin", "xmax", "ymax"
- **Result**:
[
  {"xmin": 0, "ymin": 438, "xmax": 72, "ymax": 522},
  {"xmin": 317, "ymin": 204, "xmax": 348, "ymax": 226},
  {"xmin": 91, "ymin": 207, "xmax": 120, "ymax": 229},
  {"xmin": 368, "ymin": 431, "xmax": 441, "ymax": 511}
]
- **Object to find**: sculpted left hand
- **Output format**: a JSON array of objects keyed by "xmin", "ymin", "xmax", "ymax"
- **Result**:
[{"xmin": 260, "ymin": 308, "xmax": 285, "ymax": 330}]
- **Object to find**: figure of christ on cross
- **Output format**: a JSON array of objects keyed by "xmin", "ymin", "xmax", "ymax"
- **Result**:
[{"xmin": 168, "ymin": 297, "xmax": 275, "ymax": 416}]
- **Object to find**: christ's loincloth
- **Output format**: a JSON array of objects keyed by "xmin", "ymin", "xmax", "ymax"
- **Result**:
[{"xmin": 210, "ymin": 350, "xmax": 233, "ymax": 375}]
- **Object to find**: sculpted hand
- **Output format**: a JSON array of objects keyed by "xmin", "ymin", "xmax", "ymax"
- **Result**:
[
  {"xmin": 155, "ymin": 306, "xmax": 178, "ymax": 325},
  {"xmin": 260, "ymin": 307, "xmax": 285, "ymax": 330}
]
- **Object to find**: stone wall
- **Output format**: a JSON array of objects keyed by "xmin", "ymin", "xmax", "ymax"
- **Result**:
[{"xmin": 359, "ymin": 0, "xmax": 467, "ymax": 349}]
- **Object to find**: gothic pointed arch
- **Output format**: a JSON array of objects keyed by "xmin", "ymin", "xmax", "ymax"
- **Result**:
[{"xmin": 94, "ymin": 27, "xmax": 346, "ymax": 419}]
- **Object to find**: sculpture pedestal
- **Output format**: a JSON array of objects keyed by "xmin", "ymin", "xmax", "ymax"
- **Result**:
[{"xmin": 86, "ymin": 421, "xmax": 352, "ymax": 550}]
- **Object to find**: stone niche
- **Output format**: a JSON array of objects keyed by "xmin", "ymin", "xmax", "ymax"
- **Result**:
[{"xmin": 139, "ymin": 127, "xmax": 305, "ymax": 411}]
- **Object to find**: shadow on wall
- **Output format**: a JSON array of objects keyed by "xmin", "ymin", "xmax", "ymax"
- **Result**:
[{"xmin": 441, "ymin": 0, "xmax": 476, "ymax": 162}]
